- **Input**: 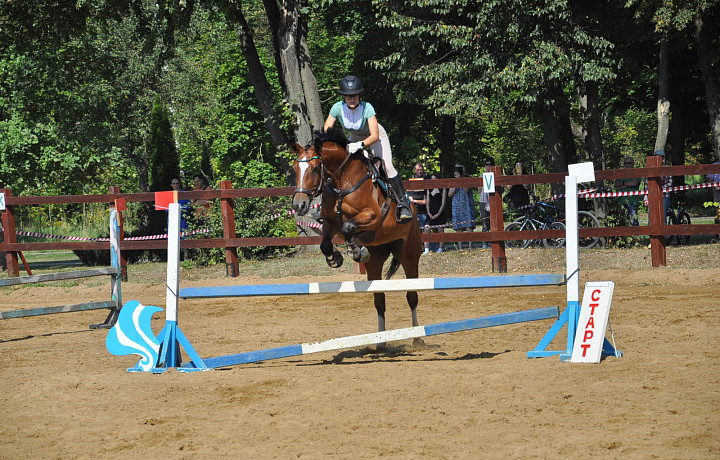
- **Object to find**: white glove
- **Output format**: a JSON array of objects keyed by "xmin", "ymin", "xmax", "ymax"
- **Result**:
[{"xmin": 347, "ymin": 142, "xmax": 363, "ymax": 154}]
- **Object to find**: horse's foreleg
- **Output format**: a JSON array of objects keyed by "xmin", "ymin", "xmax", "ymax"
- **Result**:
[
  {"xmin": 407, "ymin": 291, "xmax": 419, "ymax": 327},
  {"xmin": 320, "ymin": 221, "xmax": 343, "ymax": 268}
]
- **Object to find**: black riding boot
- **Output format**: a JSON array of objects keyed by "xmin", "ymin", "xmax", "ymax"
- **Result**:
[{"xmin": 389, "ymin": 175, "xmax": 414, "ymax": 224}]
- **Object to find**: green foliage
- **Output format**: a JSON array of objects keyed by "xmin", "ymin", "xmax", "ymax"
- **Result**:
[{"xmin": 148, "ymin": 95, "xmax": 180, "ymax": 192}]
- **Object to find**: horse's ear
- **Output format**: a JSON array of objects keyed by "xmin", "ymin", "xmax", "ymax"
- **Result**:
[{"xmin": 291, "ymin": 143, "xmax": 303, "ymax": 153}]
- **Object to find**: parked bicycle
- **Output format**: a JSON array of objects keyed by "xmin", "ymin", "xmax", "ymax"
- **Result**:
[
  {"xmin": 504, "ymin": 196, "xmax": 600, "ymax": 249},
  {"xmin": 504, "ymin": 196, "xmax": 565, "ymax": 249},
  {"xmin": 665, "ymin": 192, "xmax": 691, "ymax": 245}
]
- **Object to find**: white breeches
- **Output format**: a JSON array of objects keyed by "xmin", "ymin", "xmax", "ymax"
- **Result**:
[{"xmin": 349, "ymin": 124, "xmax": 398, "ymax": 178}]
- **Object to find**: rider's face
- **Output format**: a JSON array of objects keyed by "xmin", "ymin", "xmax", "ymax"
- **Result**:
[{"xmin": 343, "ymin": 94, "xmax": 360, "ymax": 108}]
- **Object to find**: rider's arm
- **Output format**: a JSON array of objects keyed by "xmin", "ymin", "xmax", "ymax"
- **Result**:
[
  {"xmin": 361, "ymin": 116, "xmax": 380, "ymax": 146},
  {"xmin": 323, "ymin": 114, "xmax": 336, "ymax": 132}
]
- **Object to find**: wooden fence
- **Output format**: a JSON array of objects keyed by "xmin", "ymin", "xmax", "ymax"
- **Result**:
[{"xmin": 2, "ymin": 157, "xmax": 719, "ymax": 277}]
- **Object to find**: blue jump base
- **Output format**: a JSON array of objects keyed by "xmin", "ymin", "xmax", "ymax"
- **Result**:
[
  {"xmin": 180, "ymin": 274, "xmax": 566, "ymax": 298},
  {"xmin": 178, "ymin": 306, "xmax": 560, "ymax": 370}
]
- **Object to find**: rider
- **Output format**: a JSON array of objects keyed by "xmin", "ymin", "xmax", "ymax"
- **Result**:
[{"xmin": 323, "ymin": 75, "xmax": 414, "ymax": 223}]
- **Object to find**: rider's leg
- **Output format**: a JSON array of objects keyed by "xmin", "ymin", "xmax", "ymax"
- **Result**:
[{"xmin": 366, "ymin": 126, "xmax": 413, "ymax": 222}]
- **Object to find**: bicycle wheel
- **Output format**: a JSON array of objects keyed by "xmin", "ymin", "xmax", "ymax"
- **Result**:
[
  {"xmin": 676, "ymin": 211, "xmax": 691, "ymax": 245},
  {"xmin": 504, "ymin": 219, "xmax": 535, "ymax": 249},
  {"xmin": 542, "ymin": 221, "xmax": 566, "ymax": 248},
  {"xmin": 577, "ymin": 211, "xmax": 601, "ymax": 249},
  {"xmin": 665, "ymin": 210, "xmax": 676, "ymax": 245}
]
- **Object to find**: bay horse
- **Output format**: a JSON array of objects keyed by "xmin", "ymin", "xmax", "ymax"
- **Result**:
[{"xmin": 291, "ymin": 128, "xmax": 423, "ymax": 332}]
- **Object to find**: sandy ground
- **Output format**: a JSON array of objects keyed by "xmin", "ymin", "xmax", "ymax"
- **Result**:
[{"xmin": 1, "ymin": 264, "xmax": 719, "ymax": 459}]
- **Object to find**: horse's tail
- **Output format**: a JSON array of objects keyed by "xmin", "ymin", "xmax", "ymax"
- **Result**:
[{"xmin": 384, "ymin": 256, "xmax": 401, "ymax": 280}]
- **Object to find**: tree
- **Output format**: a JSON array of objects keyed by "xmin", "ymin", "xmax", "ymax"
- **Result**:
[
  {"xmin": 148, "ymin": 96, "xmax": 180, "ymax": 192},
  {"xmin": 371, "ymin": 0, "xmax": 617, "ymax": 181}
]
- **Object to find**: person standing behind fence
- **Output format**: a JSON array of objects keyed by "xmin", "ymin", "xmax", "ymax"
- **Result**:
[
  {"xmin": 409, "ymin": 162, "xmax": 429, "ymax": 232},
  {"xmin": 614, "ymin": 157, "xmax": 641, "ymax": 226},
  {"xmin": 505, "ymin": 160, "xmax": 530, "ymax": 213},
  {"xmin": 169, "ymin": 178, "xmax": 191, "ymax": 233},
  {"xmin": 448, "ymin": 164, "xmax": 476, "ymax": 250},
  {"xmin": 477, "ymin": 159, "xmax": 494, "ymax": 248},
  {"xmin": 424, "ymin": 172, "xmax": 448, "ymax": 254}
]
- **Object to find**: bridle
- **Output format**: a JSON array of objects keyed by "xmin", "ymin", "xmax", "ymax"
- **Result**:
[{"xmin": 293, "ymin": 151, "xmax": 324, "ymax": 200}]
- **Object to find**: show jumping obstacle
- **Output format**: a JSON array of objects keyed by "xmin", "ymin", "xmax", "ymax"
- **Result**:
[
  {"xmin": 113, "ymin": 165, "xmax": 620, "ymax": 373},
  {"xmin": 0, "ymin": 209, "xmax": 122, "ymax": 329}
]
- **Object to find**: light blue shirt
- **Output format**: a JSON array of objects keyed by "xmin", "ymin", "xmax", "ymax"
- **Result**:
[{"xmin": 329, "ymin": 101, "xmax": 376, "ymax": 137}]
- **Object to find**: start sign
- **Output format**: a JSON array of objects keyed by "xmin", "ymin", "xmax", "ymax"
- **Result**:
[{"xmin": 571, "ymin": 281, "xmax": 615, "ymax": 363}]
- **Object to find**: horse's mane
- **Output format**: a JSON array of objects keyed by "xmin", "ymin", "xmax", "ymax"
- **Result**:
[{"xmin": 313, "ymin": 127, "xmax": 349, "ymax": 151}]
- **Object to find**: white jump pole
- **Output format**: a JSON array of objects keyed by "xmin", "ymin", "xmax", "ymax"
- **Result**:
[{"xmin": 563, "ymin": 175, "xmax": 580, "ymax": 359}]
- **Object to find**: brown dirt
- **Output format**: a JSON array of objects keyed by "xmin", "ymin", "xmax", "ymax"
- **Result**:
[{"xmin": 1, "ymin": 250, "xmax": 719, "ymax": 459}]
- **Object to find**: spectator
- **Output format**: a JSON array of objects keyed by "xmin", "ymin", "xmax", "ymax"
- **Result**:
[
  {"xmin": 477, "ymin": 159, "xmax": 494, "ymax": 247},
  {"xmin": 425, "ymin": 172, "xmax": 448, "ymax": 253},
  {"xmin": 170, "ymin": 178, "xmax": 191, "ymax": 260},
  {"xmin": 408, "ymin": 163, "xmax": 429, "ymax": 246},
  {"xmin": 614, "ymin": 157, "xmax": 641, "ymax": 226},
  {"xmin": 448, "ymin": 164, "xmax": 476, "ymax": 250},
  {"xmin": 169, "ymin": 178, "xmax": 191, "ymax": 233},
  {"xmin": 708, "ymin": 160, "xmax": 720, "ymax": 207},
  {"xmin": 505, "ymin": 160, "xmax": 530, "ymax": 213}
]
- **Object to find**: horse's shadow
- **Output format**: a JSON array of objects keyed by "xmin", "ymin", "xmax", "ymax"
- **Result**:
[{"xmin": 301, "ymin": 341, "xmax": 510, "ymax": 366}]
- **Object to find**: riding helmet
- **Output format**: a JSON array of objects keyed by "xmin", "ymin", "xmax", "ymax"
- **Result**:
[{"xmin": 338, "ymin": 75, "xmax": 364, "ymax": 95}]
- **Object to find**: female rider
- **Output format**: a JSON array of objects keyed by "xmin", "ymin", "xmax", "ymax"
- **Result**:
[{"xmin": 323, "ymin": 75, "xmax": 413, "ymax": 223}]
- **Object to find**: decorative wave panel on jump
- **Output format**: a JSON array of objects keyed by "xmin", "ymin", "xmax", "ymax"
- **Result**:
[{"xmin": 179, "ymin": 274, "xmax": 566, "ymax": 299}]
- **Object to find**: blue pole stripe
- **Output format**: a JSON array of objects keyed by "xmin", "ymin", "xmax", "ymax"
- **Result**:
[
  {"xmin": 180, "ymin": 274, "xmax": 565, "ymax": 299},
  {"xmin": 187, "ymin": 306, "xmax": 559, "ymax": 370}
]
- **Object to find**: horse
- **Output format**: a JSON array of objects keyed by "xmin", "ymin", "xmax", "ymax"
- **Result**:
[{"xmin": 291, "ymin": 128, "xmax": 423, "ymax": 332}]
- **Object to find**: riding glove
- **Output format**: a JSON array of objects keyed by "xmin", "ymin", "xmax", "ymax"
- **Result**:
[{"xmin": 347, "ymin": 142, "xmax": 363, "ymax": 154}]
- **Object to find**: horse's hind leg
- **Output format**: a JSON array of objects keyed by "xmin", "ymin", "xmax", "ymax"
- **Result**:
[{"xmin": 365, "ymin": 247, "xmax": 390, "ymax": 332}]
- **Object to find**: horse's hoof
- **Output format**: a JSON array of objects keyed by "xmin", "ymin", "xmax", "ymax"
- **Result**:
[
  {"xmin": 357, "ymin": 246, "xmax": 370, "ymax": 264},
  {"xmin": 326, "ymin": 251, "xmax": 344, "ymax": 268}
]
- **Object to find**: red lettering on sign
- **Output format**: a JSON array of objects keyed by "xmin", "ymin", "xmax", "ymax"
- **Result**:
[
  {"xmin": 580, "ymin": 344, "xmax": 591, "ymax": 357},
  {"xmin": 583, "ymin": 330, "xmax": 593, "ymax": 342},
  {"xmin": 585, "ymin": 317, "xmax": 595, "ymax": 329},
  {"xmin": 589, "ymin": 303, "xmax": 599, "ymax": 315},
  {"xmin": 591, "ymin": 289, "xmax": 601, "ymax": 301}
]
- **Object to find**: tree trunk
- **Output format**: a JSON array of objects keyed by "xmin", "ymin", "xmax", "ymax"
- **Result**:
[
  {"xmin": 655, "ymin": 38, "xmax": 671, "ymax": 154},
  {"xmin": 440, "ymin": 115, "xmax": 456, "ymax": 172},
  {"xmin": 694, "ymin": 11, "xmax": 720, "ymax": 161},
  {"xmin": 298, "ymin": 15, "xmax": 324, "ymax": 131},
  {"xmin": 670, "ymin": 90, "xmax": 686, "ymax": 185},
  {"xmin": 583, "ymin": 81, "xmax": 608, "ymax": 220},
  {"xmin": 225, "ymin": 3, "xmax": 293, "ymax": 183},
  {"xmin": 539, "ymin": 101, "xmax": 568, "ymax": 196},
  {"xmin": 276, "ymin": 0, "xmax": 314, "ymax": 147}
]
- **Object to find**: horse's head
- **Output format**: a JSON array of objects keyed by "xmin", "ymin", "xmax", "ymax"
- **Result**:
[{"xmin": 291, "ymin": 142, "xmax": 323, "ymax": 216}]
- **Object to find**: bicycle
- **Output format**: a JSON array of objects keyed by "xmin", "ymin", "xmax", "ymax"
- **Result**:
[
  {"xmin": 504, "ymin": 197, "xmax": 565, "ymax": 249},
  {"xmin": 529, "ymin": 197, "xmax": 601, "ymax": 249},
  {"xmin": 665, "ymin": 193, "xmax": 691, "ymax": 245}
]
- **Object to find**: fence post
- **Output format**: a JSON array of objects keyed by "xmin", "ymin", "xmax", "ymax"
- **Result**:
[
  {"xmin": 108, "ymin": 186, "xmax": 128, "ymax": 281},
  {"xmin": 488, "ymin": 166, "xmax": 507, "ymax": 272},
  {"xmin": 1, "ymin": 188, "xmax": 20, "ymax": 277},
  {"xmin": 219, "ymin": 180, "xmax": 239, "ymax": 277},
  {"xmin": 646, "ymin": 155, "xmax": 667, "ymax": 267}
]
